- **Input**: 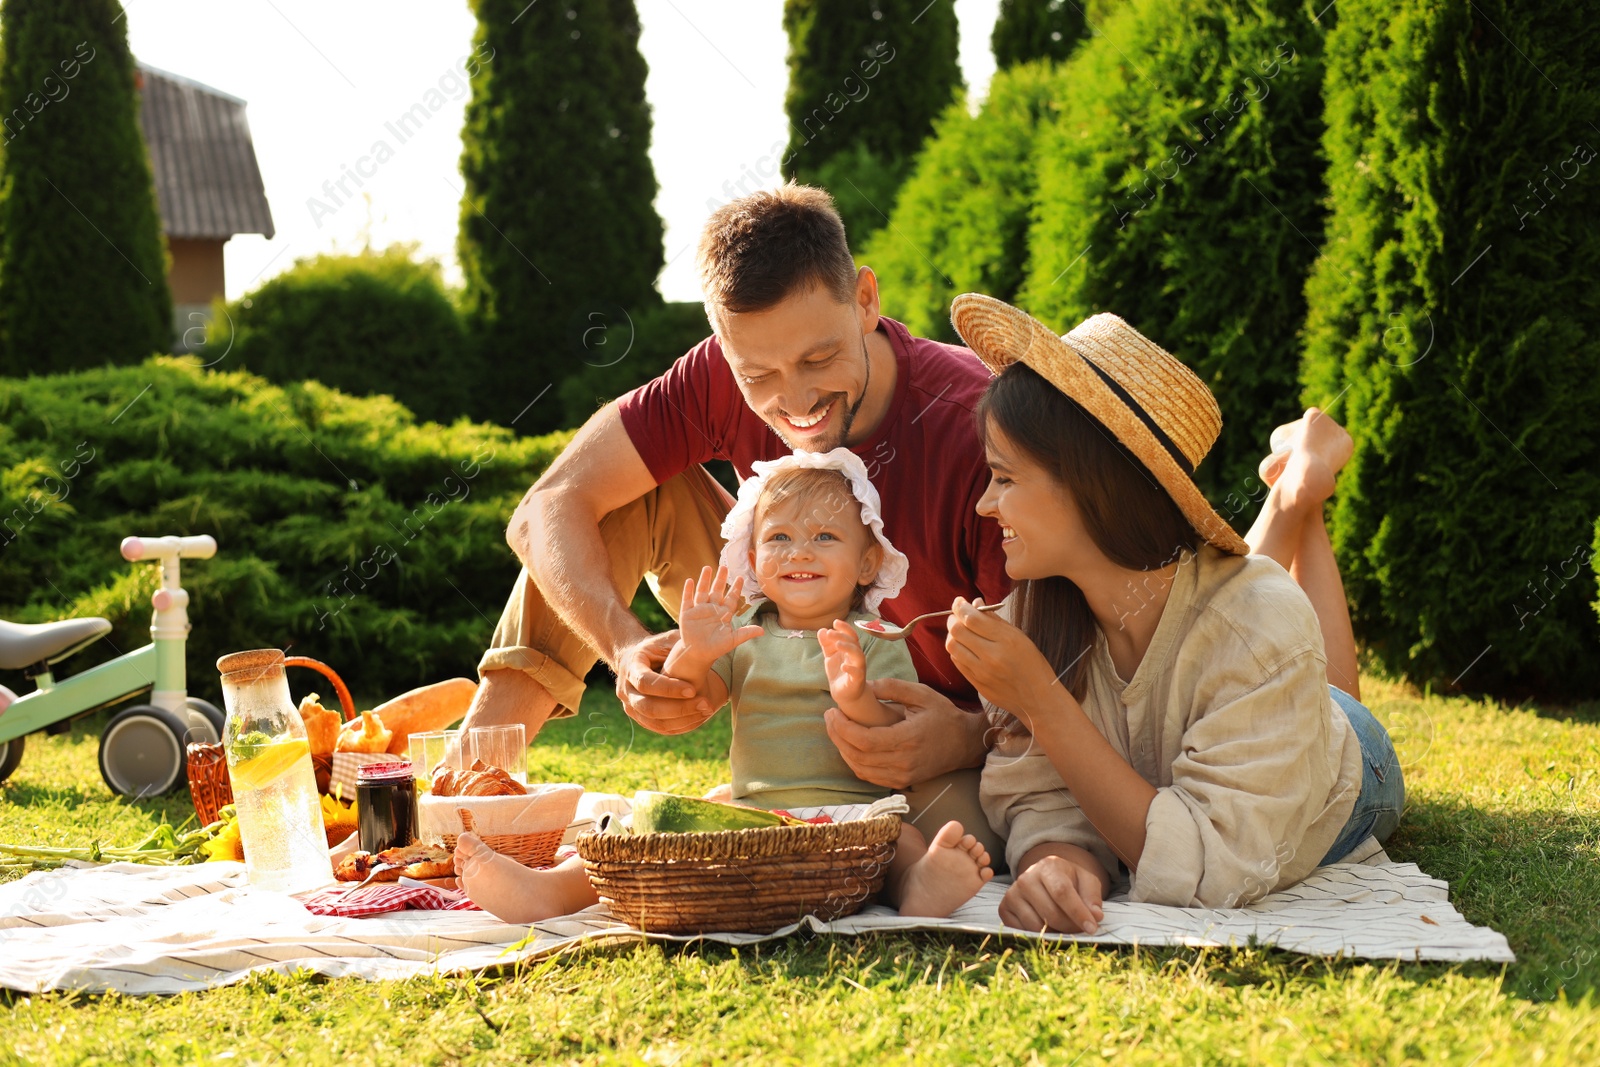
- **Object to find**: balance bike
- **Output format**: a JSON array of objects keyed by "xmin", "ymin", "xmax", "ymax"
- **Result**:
[{"xmin": 0, "ymin": 535, "xmax": 221, "ymax": 797}]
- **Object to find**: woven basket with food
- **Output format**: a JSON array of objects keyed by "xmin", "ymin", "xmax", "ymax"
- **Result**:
[
  {"xmin": 419, "ymin": 772, "xmax": 582, "ymax": 870},
  {"xmin": 576, "ymin": 792, "xmax": 902, "ymax": 935}
]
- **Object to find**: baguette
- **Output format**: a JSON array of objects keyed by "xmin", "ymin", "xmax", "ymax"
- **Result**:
[{"xmin": 376, "ymin": 677, "xmax": 478, "ymax": 755}]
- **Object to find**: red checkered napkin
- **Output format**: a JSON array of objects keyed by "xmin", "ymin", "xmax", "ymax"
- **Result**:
[{"xmin": 296, "ymin": 881, "xmax": 481, "ymax": 917}]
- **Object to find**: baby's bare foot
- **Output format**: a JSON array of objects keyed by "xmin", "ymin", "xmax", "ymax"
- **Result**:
[
  {"xmin": 898, "ymin": 821, "xmax": 994, "ymax": 918},
  {"xmin": 702, "ymin": 782, "xmax": 734, "ymax": 802},
  {"xmin": 454, "ymin": 832, "xmax": 549, "ymax": 924}
]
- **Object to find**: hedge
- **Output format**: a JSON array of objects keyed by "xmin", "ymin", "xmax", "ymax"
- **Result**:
[
  {"xmin": 863, "ymin": 61, "xmax": 1067, "ymax": 344},
  {"xmin": 0, "ymin": 359, "xmax": 567, "ymax": 705},
  {"xmin": 1300, "ymin": 0, "xmax": 1600, "ymax": 699},
  {"xmin": 555, "ymin": 300, "xmax": 710, "ymax": 428},
  {"xmin": 1018, "ymin": 0, "xmax": 1330, "ymax": 511},
  {"xmin": 205, "ymin": 245, "xmax": 473, "ymax": 426}
]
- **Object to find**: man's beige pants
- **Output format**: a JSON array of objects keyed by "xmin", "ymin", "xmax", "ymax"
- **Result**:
[{"xmin": 480, "ymin": 465, "xmax": 1005, "ymax": 866}]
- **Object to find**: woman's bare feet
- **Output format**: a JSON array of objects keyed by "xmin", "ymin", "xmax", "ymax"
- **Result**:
[
  {"xmin": 897, "ymin": 820, "xmax": 994, "ymax": 918},
  {"xmin": 1257, "ymin": 407, "xmax": 1353, "ymax": 512},
  {"xmin": 1247, "ymin": 407, "xmax": 1362, "ymax": 698},
  {"xmin": 453, "ymin": 832, "xmax": 598, "ymax": 923}
]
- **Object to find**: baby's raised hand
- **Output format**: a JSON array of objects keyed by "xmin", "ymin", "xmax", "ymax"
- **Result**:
[
  {"xmin": 676, "ymin": 564, "xmax": 764, "ymax": 662},
  {"xmin": 818, "ymin": 620, "xmax": 868, "ymax": 705}
]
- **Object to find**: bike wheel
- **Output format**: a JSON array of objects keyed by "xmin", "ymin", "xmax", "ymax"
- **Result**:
[
  {"xmin": 99, "ymin": 705, "xmax": 190, "ymax": 798},
  {"xmin": 0, "ymin": 735, "xmax": 22, "ymax": 784},
  {"xmin": 186, "ymin": 698, "xmax": 225, "ymax": 743}
]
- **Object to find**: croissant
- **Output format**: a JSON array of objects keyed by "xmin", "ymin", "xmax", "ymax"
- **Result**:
[{"xmin": 430, "ymin": 760, "xmax": 525, "ymax": 797}]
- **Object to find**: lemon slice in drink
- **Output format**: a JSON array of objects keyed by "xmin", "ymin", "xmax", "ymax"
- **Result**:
[{"xmin": 229, "ymin": 738, "xmax": 310, "ymax": 792}]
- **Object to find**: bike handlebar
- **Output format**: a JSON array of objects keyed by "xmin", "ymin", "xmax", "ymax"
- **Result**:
[{"xmin": 120, "ymin": 535, "xmax": 218, "ymax": 562}]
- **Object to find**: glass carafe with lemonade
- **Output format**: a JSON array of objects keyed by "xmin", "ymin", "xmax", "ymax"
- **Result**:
[{"xmin": 216, "ymin": 649, "xmax": 333, "ymax": 893}]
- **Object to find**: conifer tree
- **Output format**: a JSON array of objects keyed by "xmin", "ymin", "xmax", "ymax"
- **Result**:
[
  {"xmin": 1300, "ymin": 0, "xmax": 1600, "ymax": 698},
  {"xmin": 0, "ymin": 0, "xmax": 171, "ymax": 374},
  {"xmin": 992, "ymin": 0, "xmax": 1088, "ymax": 69},
  {"xmin": 782, "ymin": 0, "xmax": 962, "ymax": 247},
  {"xmin": 863, "ymin": 62, "xmax": 1064, "ymax": 342},
  {"xmin": 457, "ymin": 0, "xmax": 664, "ymax": 432},
  {"xmin": 1019, "ymin": 0, "xmax": 1329, "ymax": 510}
]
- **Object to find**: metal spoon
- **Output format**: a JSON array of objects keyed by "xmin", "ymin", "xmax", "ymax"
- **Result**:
[
  {"xmin": 850, "ymin": 602, "xmax": 1003, "ymax": 643},
  {"xmin": 338, "ymin": 861, "xmax": 399, "ymax": 898}
]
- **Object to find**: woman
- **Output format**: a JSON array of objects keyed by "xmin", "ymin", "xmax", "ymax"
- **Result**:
[{"xmin": 943, "ymin": 295, "xmax": 1404, "ymax": 934}]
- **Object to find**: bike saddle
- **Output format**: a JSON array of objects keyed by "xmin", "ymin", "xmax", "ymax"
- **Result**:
[{"xmin": 0, "ymin": 617, "xmax": 113, "ymax": 671}]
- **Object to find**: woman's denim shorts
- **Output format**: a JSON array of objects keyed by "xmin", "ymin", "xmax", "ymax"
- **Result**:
[{"xmin": 1318, "ymin": 685, "xmax": 1406, "ymax": 866}]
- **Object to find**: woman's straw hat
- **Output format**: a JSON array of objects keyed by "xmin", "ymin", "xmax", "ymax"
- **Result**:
[{"xmin": 950, "ymin": 293, "xmax": 1248, "ymax": 556}]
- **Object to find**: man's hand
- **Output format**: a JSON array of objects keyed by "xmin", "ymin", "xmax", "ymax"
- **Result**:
[
  {"xmin": 614, "ymin": 630, "xmax": 718, "ymax": 735},
  {"xmin": 822, "ymin": 676, "xmax": 987, "ymax": 789}
]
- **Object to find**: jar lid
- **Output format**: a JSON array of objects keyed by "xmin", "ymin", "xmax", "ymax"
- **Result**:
[
  {"xmin": 357, "ymin": 760, "xmax": 415, "ymax": 783},
  {"xmin": 217, "ymin": 648, "xmax": 286, "ymax": 684}
]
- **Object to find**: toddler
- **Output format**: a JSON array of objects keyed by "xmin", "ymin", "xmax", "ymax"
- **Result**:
[{"xmin": 455, "ymin": 449, "xmax": 991, "ymax": 921}]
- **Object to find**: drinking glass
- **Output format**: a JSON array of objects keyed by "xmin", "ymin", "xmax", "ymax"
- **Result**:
[
  {"xmin": 408, "ymin": 729, "xmax": 463, "ymax": 793},
  {"xmin": 464, "ymin": 724, "xmax": 527, "ymax": 783}
]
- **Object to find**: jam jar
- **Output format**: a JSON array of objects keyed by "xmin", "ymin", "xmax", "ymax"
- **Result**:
[{"xmin": 356, "ymin": 761, "xmax": 419, "ymax": 853}]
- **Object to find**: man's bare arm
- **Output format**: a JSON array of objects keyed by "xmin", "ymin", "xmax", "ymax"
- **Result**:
[
  {"xmin": 508, "ymin": 402, "xmax": 657, "ymax": 664},
  {"xmin": 507, "ymin": 403, "xmax": 712, "ymax": 728}
]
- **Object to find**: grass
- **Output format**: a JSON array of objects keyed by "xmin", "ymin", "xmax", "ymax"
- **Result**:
[{"xmin": 0, "ymin": 675, "xmax": 1597, "ymax": 1065}]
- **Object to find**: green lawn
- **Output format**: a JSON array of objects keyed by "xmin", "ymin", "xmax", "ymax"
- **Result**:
[{"xmin": 0, "ymin": 676, "xmax": 1597, "ymax": 1065}]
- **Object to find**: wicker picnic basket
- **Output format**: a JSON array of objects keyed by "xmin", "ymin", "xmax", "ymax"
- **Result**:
[
  {"xmin": 186, "ymin": 656, "xmax": 357, "ymax": 827},
  {"xmin": 450, "ymin": 807, "xmax": 568, "ymax": 871},
  {"xmin": 575, "ymin": 814, "xmax": 901, "ymax": 934}
]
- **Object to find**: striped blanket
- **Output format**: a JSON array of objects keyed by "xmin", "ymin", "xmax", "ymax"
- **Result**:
[{"xmin": 0, "ymin": 804, "xmax": 1512, "ymax": 995}]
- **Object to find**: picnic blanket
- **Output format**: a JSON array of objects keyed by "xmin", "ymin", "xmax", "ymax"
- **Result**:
[{"xmin": 0, "ymin": 797, "xmax": 1513, "ymax": 995}]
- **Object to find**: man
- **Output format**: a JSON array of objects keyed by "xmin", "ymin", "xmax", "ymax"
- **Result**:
[{"xmin": 462, "ymin": 184, "xmax": 1010, "ymax": 849}]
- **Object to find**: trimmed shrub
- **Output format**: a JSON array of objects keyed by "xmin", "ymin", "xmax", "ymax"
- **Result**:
[
  {"xmin": 205, "ymin": 245, "xmax": 473, "ymax": 425},
  {"xmin": 557, "ymin": 300, "xmax": 709, "ymax": 428},
  {"xmin": 1018, "ymin": 0, "xmax": 1329, "ymax": 510},
  {"xmin": 806, "ymin": 141, "xmax": 910, "ymax": 251},
  {"xmin": 457, "ymin": 0, "xmax": 664, "ymax": 434},
  {"xmin": 0, "ymin": 0, "xmax": 171, "ymax": 373},
  {"xmin": 863, "ymin": 62, "xmax": 1066, "ymax": 343},
  {"xmin": 781, "ymin": 0, "xmax": 962, "ymax": 246},
  {"xmin": 992, "ymin": 0, "xmax": 1088, "ymax": 69},
  {"xmin": 1300, "ymin": 0, "xmax": 1600, "ymax": 699},
  {"xmin": 0, "ymin": 359, "xmax": 568, "ymax": 704}
]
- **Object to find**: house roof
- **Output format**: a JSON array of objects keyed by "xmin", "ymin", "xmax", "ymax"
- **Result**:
[{"xmin": 138, "ymin": 63, "xmax": 275, "ymax": 240}]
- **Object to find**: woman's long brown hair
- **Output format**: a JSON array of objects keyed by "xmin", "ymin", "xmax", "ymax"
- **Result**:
[{"xmin": 975, "ymin": 362, "xmax": 1199, "ymax": 705}]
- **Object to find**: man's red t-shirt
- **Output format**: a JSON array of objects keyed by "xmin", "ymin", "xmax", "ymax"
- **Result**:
[{"xmin": 616, "ymin": 316, "xmax": 1012, "ymax": 703}]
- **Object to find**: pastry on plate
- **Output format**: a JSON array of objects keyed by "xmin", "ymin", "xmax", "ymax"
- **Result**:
[{"xmin": 334, "ymin": 843, "xmax": 453, "ymax": 882}]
